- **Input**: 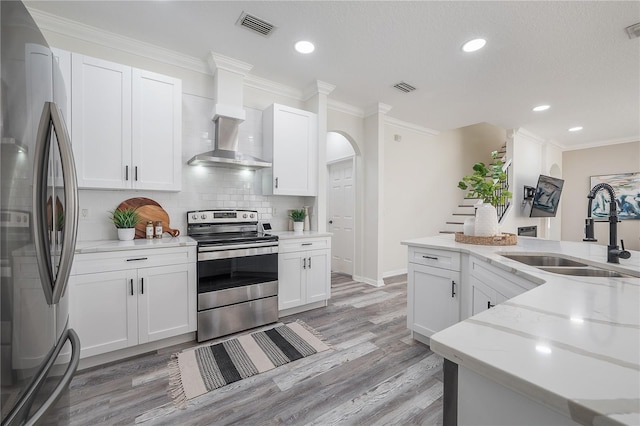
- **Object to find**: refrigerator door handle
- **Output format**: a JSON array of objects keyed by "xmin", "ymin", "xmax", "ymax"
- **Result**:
[
  {"xmin": 2, "ymin": 328, "xmax": 81, "ymax": 426},
  {"xmin": 32, "ymin": 102, "xmax": 79, "ymax": 305}
]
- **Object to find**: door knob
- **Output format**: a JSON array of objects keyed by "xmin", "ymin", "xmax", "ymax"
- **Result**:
[{"xmin": 329, "ymin": 220, "xmax": 333, "ymax": 224}]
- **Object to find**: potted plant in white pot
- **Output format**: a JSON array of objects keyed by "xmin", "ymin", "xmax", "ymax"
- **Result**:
[
  {"xmin": 109, "ymin": 207, "xmax": 141, "ymax": 241},
  {"xmin": 289, "ymin": 209, "xmax": 306, "ymax": 233},
  {"xmin": 458, "ymin": 151, "xmax": 512, "ymax": 236}
]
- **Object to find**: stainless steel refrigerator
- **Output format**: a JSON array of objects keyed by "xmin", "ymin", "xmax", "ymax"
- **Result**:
[{"xmin": 1, "ymin": 1, "xmax": 80, "ymax": 424}]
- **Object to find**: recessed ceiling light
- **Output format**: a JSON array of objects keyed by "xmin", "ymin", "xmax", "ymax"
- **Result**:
[
  {"xmin": 568, "ymin": 126, "xmax": 583, "ymax": 132},
  {"xmin": 462, "ymin": 38, "xmax": 486, "ymax": 53},
  {"xmin": 532, "ymin": 105, "xmax": 550, "ymax": 112},
  {"xmin": 294, "ymin": 40, "xmax": 315, "ymax": 54}
]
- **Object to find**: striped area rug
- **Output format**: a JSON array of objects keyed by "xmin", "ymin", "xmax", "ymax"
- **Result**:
[{"xmin": 168, "ymin": 320, "xmax": 330, "ymax": 406}]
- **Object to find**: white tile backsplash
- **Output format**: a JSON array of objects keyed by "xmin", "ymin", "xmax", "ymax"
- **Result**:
[{"xmin": 76, "ymin": 94, "xmax": 305, "ymax": 241}]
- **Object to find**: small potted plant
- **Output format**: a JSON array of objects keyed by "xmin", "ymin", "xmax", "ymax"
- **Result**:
[
  {"xmin": 109, "ymin": 207, "xmax": 141, "ymax": 241},
  {"xmin": 289, "ymin": 209, "xmax": 306, "ymax": 233},
  {"xmin": 458, "ymin": 151, "xmax": 512, "ymax": 236}
]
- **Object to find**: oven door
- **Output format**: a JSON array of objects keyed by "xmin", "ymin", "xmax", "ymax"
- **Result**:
[{"xmin": 197, "ymin": 245, "xmax": 278, "ymax": 310}]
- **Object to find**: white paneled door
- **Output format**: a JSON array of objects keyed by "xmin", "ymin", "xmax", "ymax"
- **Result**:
[{"xmin": 328, "ymin": 158, "xmax": 355, "ymax": 275}]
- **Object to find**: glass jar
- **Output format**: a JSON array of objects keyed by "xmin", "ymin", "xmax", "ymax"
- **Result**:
[
  {"xmin": 154, "ymin": 221, "xmax": 163, "ymax": 239},
  {"xmin": 145, "ymin": 221, "xmax": 154, "ymax": 239}
]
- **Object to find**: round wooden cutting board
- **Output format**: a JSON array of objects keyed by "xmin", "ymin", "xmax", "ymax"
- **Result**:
[{"xmin": 116, "ymin": 198, "xmax": 180, "ymax": 238}]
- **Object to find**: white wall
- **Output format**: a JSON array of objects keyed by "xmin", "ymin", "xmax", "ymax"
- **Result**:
[{"xmin": 562, "ymin": 141, "xmax": 640, "ymax": 250}]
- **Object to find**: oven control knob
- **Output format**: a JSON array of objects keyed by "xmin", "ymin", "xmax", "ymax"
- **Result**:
[
  {"xmin": 243, "ymin": 213, "xmax": 247, "ymax": 218},
  {"xmin": 250, "ymin": 213, "xmax": 255, "ymax": 219},
  {"xmin": 201, "ymin": 214, "xmax": 207, "ymax": 220},
  {"xmin": 191, "ymin": 214, "xmax": 198, "ymax": 220}
]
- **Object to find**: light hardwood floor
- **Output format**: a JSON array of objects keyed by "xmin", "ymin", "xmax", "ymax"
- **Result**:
[{"xmin": 49, "ymin": 273, "xmax": 443, "ymax": 425}]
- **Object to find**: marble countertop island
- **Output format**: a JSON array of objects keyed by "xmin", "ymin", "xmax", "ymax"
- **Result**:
[{"xmin": 402, "ymin": 235, "xmax": 639, "ymax": 425}]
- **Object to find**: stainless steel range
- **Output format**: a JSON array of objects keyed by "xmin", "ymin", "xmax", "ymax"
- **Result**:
[{"xmin": 187, "ymin": 209, "xmax": 278, "ymax": 342}]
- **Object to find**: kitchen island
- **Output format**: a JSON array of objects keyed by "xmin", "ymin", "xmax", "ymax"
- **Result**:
[{"xmin": 401, "ymin": 235, "xmax": 639, "ymax": 426}]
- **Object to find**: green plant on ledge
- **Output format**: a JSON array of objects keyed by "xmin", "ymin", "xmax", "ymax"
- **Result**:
[
  {"xmin": 289, "ymin": 209, "xmax": 306, "ymax": 223},
  {"xmin": 458, "ymin": 150, "xmax": 512, "ymax": 207},
  {"xmin": 109, "ymin": 207, "xmax": 141, "ymax": 229}
]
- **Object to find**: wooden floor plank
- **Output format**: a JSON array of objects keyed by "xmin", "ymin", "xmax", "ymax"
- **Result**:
[{"xmin": 48, "ymin": 273, "xmax": 443, "ymax": 425}]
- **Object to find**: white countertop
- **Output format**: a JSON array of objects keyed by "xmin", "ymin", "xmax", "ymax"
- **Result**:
[
  {"xmin": 75, "ymin": 236, "xmax": 197, "ymax": 254},
  {"xmin": 272, "ymin": 230, "xmax": 332, "ymax": 240},
  {"xmin": 402, "ymin": 234, "xmax": 640, "ymax": 426}
]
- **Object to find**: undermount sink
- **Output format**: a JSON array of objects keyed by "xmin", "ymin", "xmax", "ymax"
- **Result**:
[
  {"xmin": 537, "ymin": 267, "xmax": 634, "ymax": 278},
  {"xmin": 501, "ymin": 253, "xmax": 637, "ymax": 278},
  {"xmin": 501, "ymin": 254, "xmax": 587, "ymax": 268}
]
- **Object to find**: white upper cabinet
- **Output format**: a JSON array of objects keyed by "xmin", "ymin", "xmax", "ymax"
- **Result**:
[
  {"xmin": 70, "ymin": 52, "xmax": 181, "ymax": 191},
  {"xmin": 262, "ymin": 104, "xmax": 318, "ymax": 196},
  {"xmin": 132, "ymin": 69, "xmax": 182, "ymax": 191}
]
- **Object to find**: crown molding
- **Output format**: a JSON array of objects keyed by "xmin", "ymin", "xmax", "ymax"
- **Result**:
[
  {"xmin": 208, "ymin": 51, "xmax": 253, "ymax": 76},
  {"xmin": 385, "ymin": 116, "xmax": 439, "ymax": 137},
  {"xmin": 243, "ymin": 74, "xmax": 304, "ymax": 101},
  {"xmin": 512, "ymin": 127, "xmax": 547, "ymax": 145},
  {"xmin": 560, "ymin": 135, "xmax": 640, "ymax": 151},
  {"xmin": 302, "ymin": 80, "xmax": 336, "ymax": 101},
  {"xmin": 327, "ymin": 99, "xmax": 365, "ymax": 118},
  {"xmin": 26, "ymin": 7, "xmax": 209, "ymax": 74},
  {"xmin": 364, "ymin": 103, "xmax": 393, "ymax": 117}
]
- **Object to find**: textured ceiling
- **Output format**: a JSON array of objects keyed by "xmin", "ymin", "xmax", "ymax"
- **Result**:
[{"xmin": 25, "ymin": 1, "xmax": 640, "ymax": 149}]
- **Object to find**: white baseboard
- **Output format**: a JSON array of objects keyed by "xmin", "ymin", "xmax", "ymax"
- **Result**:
[
  {"xmin": 353, "ymin": 274, "xmax": 385, "ymax": 287},
  {"xmin": 383, "ymin": 268, "xmax": 407, "ymax": 278}
]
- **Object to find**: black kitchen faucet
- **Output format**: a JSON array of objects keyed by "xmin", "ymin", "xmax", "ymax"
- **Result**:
[{"xmin": 584, "ymin": 182, "xmax": 631, "ymax": 263}]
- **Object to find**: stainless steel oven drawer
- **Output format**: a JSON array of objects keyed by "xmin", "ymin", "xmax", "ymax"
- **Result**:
[
  {"xmin": 197, "ymin": 295, "xmax": 278, "ymax": 342},
  {"xmin": 198, "ymin": 280, "xmax": 278, "ymax": 311}
]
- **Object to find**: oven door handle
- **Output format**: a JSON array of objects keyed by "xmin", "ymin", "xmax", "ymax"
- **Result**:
[
  {"xmin": 198, "ymin": 241, "xmax": 278, "ymax": 253},
  {"xmin": 198, "ymin": 244, "xmax": 278, "ymax": 261}
]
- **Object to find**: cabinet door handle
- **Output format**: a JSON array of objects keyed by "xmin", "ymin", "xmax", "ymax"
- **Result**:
[
  {"xmin": 140, "ymin": 278, "xmax": 144, "ymax": 294},
  {"xmin": 308, "ymin": 257, "xmax": 312, "ymax": 268},
  {"xmin": 130, "ymin": 279, "xmax": 134, "ymax": 296},
  {"xmin": 488, "ymin": 301, "xmax": 495, "ymax": 309},
  {"xmin": 451, "ymin": 280, "xmax": 456, "ymax": 298},
  {"xmin": 275, "ymin": 177, "xmax": 278, "ymax": 188},
  {"xmin": 135, "ymin": 166, "xmax": 138, "ymax": 181},
  {"xmin": 125, "ymin": 165, "xmax": 129, "ymax": 181},
  {"xmin": 126, "ymin": 257, "xmax": 148, "ymax": 262},
  {"xmin": 422, "ymin": 255, "xmax": 438, "ymax": 260},
  {"xmin": 303, "ymin": 258, "xmax": 307, "ymax": 269}
]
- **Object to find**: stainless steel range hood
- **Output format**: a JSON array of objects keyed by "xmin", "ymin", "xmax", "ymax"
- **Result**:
[
  {"xmin": 187, "ymin": 116, "xmax": 271, "ymax": 170},
  {"xmin": 187, "ymin": 52, "xmax": 271, "ymax": 170}
]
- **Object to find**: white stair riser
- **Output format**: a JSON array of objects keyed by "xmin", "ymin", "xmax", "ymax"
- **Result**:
[{"xmin": 443, "ymin": 222, "xmax": 464, "ymax": 233}]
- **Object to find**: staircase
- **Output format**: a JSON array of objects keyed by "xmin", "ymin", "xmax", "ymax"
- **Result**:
[{"xmin": 440, "ymin": 144, "xmax": 511, "ymax": 235}]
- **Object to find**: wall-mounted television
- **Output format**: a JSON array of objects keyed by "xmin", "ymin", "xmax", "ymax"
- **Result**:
[{"xmin": 530, "ymin": 175, "xmax": 564, "ymax": 217}]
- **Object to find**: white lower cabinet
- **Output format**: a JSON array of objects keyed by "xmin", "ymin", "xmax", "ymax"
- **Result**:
[
  {"xmin": 406, "ymin": 246, "xmax": 539, "ymax": 341},
  {"xmin": 69, "ymin": 246, "xmax": 196, "ymax": 359},
  {"xmin": 278, "ymin": 237, "xmax": 331, "ymax": 311},
  {"xmin": 408, "ymin": 263, "xmax": 460, "ymax": 338},
  {"xmin": 407, "ymin": 247, "xmax": 461, "ymax": 339},
  {"xmin": 465, "ymin": 255, "xmax": 537, "ymax": 318}
]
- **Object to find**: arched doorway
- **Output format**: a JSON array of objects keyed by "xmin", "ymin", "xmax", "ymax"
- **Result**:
[{"xmin": 326, "ymin": 131, "xmax": 358, "ymax": 276}]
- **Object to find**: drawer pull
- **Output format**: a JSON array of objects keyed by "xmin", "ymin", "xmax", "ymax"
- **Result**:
[
  {"xmin": 126, "ymin": 257, "xmax": 148, "ymax": 262},
  {"xmin": 422, "ymin": 255, "xmax": 438, "ymax": 260},
  {"xmin": 488, "ymin": 301, "xmax": 495, "ymax": 309},
  {"xmin": 302, "ymin": 243, "xmax": 313, "ymax": 246}
]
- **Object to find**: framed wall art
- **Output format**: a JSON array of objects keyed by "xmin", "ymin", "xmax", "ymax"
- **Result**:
[{"xmin": 589, "ymin": 172, "xmax": 640, "ymax": 221}]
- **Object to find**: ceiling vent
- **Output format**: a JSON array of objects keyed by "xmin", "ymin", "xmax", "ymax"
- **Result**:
[
  {"xmin": 393, "ymin": 81, "xmax": 417, "ymax": 93},
  {"xmin": 237, "ymin": 12, "xmax": 275, "ymax": 37},
  {"xmin": 625, "ymin": 22, "xmax": 640, "ymax": 39}
]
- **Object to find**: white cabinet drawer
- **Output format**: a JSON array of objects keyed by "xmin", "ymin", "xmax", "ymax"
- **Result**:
[
  {"xmin": 408, "ymin": 246, "xmax": 460, "ymax": 271},
  {"xmin": 279, "ymin": 237, "xmax": 330, "ymax": 253},
  {"xmin": 71, "ymin": 246, "xmax": 196, "ymax": 275}
]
